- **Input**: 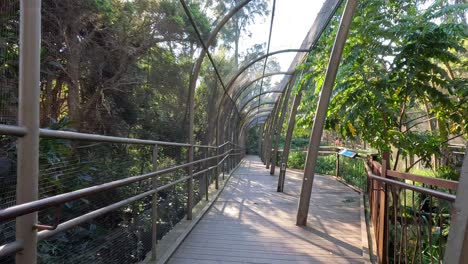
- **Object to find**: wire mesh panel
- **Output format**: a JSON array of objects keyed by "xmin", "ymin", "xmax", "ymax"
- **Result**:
[
  {"xmin": 0, "ymin": 1, "xmax": 19, "ymax": 263},
  {"xmin": 338, "ymin": 156, "xmax": 367, "ymax": 190},
  {"xmin": 38, "ymin": 199, "xmax": 154, "ymax": 264},
  {"xmin": 0, "ymin": 0, "xmax": 18, "ymax": 126}
]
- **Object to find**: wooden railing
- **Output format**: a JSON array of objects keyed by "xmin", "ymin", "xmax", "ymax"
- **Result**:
[
  {"xmin": 276, "ymin": 147, "xmax": 460, "ymax": 263},
  {"xmin": 366, "ymin": 159, "xmax": 457, "ymax": 264}
]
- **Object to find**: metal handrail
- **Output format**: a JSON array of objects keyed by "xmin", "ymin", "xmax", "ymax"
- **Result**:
[
  {"xmin": 0, "ymin": 152, "xmax": 239, "ymax": 257},
  {"xmin": 367, "ymin": 171, "xmax": 456, "ymax": 202},
  {"xmin": 0, "ymin": 124, "xmax": 27, "ymax": 137},
  {"xmin": 0, "ymin": 124, "xmax": 224, "ymax": 148},
  {"xmin": 38, "ymin": 160, "xmax": 221, "ymax": 241},
  {"xmin": 40, "ymin": 129, "xmax": 220, "ymax": 148},
  {"xmin": 0, "ymin": 149, "xmax": 232, "ymax": 222}
]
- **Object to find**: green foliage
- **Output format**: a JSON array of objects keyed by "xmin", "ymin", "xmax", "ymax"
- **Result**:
[
  {"xmin": 287, "ymin": 152, "xmax": 306, "ymax": 170},
  {"xmin": 295, "ymin": 0, "xmax": 467, "ymax": 172},
  {"xmin": 287, "ymin": 152, "xmax": 336, "ymax": 175},
  {"xmin": 246, "ymin": 126, "xmax": 260, "ymax": 154}
]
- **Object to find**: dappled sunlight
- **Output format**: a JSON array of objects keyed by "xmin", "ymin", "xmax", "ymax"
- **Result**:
[{"xmin": 169, "ymin": 155, "xmax": 364, "ymax": 263}]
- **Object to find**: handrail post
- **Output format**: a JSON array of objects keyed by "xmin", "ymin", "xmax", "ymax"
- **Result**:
[
  {"xmin": 16, "ymin": 0, "xmax": 41, "ymax": 262},
  {"xmin": 270, "ymin": 81, "xmax": 293, "ymax": 175},
  {"xmin": 229, "ymin": 145, "xmax": 233, "ymax": 171},
  {"xmin": 278, "ymin": 89, "xmax": 303, "ymax": 192},
  {"xmin": 204, "ymin": 149, "xmax": 209, "ymax": 201},
  {"xmin": 335, "ymin": 153, "xmax": 340, "ymax": 177},
  {"xmin": 223, "ymin": 162, "xmax": 226, "ymax": 180},
  {"xmin": 296, "ymin": 0, "xmax": 357, "ymax": 226},
  {"xmin": 378, "ymin": 159, "xmax": 388, "ymax": 264},
  {"xmin": 187, "ymin": 145, "xmax": 193, "ymax": 220},
  {"xmin": 151, "ymin": 144, "xmax": 159, "ymax": 260},
  {"xmin": 215, "ymin": 147, "xmax": 219, "ymax": 189}
]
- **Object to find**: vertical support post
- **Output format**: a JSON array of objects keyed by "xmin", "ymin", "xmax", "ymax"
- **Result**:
[
  {"xmin": 151, "ymin": 144, "xmax": 159, "ymax": 261},
  {"xmin": 258, "ymin": 123, "xmax": 263, "ymax": 155},
  {"xmin": 260, "ymin": 123, "xmax": 265, "ymax": 162},
  {"xmin": 335, "ymin": 153, "xmax": 340, "ymax": 177},
  {"xmin": 278, "ymin": 89, "xmax": 303, "ymax": 192},
  {"xmin": 271, "ymin": 81, "xmax": 293, "ymax": 175},
  {"xmin": 204, "ymin": 149, "xmax": 209, "ymax": 201},
  {"xmin": 378, "ymin": 159, "xmax": 388, "ymax": 264},
  {"xmin": 444, "ymin": 146, "xmax": 468, "ymax": 263},
  {"xmin": 187, "ymin": 145, "xmax": 193, "ymax": 220},
  {"xmin": 263, "ymin": 116, "xmax": 273, "ymax": 164},
  {"xmin": 215, "ymin": 147, "xmax": 219, "ymax": 190},
  {"xmin": 296, "ymin": 0, "xmax": 357, "ymax": 226},
  {"xmin": 16, "ymin": 0, "xmax": 41, "ymax": 262},
  {"xmin": 266, "ymin": 98, "xmax": 281, "ymax": 169},
  {"xmin": 201, "ymin": 148, "xmax": 207, "ymax": 200},
  {"xmin": 223, "ymin": 162, "xmax": 226, "ymax": 180},
  {"xmin": 229, "ymin": 144, "xmax": 232, "ymax": 172}
]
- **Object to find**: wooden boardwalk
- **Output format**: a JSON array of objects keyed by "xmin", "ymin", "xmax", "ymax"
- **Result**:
[{"xmin": 169, "ymin": 155, "xmax": 366, "ymax": 264}]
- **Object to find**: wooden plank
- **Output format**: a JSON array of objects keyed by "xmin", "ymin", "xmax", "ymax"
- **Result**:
[
  {"xmin": 168, "ymin": 156, "xmax": 365, "ymax": 263},
  {"xmin": 147, "ymin": 161, "xmax": 244, "ymax": 264}
]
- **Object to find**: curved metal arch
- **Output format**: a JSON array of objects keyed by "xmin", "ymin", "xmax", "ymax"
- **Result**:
[
  {"xmin": 216, "ymin": 49, "xmax": 308, "ymax": 126},
  {"xmin": 186, "ymin": 0, "xmax": 254, "ymax": 147},
  {"xmin": 226, "ymin": 49, "xmax": 310, "ymax": 92},
  {"xmin": 242, "ymin": 115, "xmax": 268, "ymax": 134},
  {"xmin": 240, "ymin": 112, "xmax": 272, "ymax": 136},
  {"xmin": 189, "ymin": 0, "xmax": 254, "ymax": 108},
  {"xmin": 220, "ymin": 72, "xmax": 290, "ymax": 144},
  {"xmin": 239, "ymin": 90, "xmax": 283, "ymax": 113},
  {"xmin": 240, "ymin": 95, "xmax": 280, "ymax": 119},
  {"xmin": 240, "ymin": 102, "xmax": 276, "ymax": 119},
  {"xmin": 233, "ymin": 71, "xmax": 294, "ymax": 103},
  {"xmin": 243, "ymin": 107, "xmax": 274, "ymax": 124},
  {"xmin": 216, "ymin": 49, "xmax": 307, "ymax": 145},
  {"xmin": 246, "ymin": 116, "xmax": 268, "ymax": 129}
]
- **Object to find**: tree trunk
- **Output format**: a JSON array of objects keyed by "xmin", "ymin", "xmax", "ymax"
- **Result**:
[{"xmin": 424, "ymin": 102, "xmax": 438, "ymax": 169}]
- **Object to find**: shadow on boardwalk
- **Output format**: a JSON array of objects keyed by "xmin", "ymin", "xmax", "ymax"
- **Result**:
[{"xmin": 169, "ymin": 155, "xmax": 365, "ymax": 264}]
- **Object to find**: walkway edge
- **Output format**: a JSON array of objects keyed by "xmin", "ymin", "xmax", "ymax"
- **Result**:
[
  {"xmin": 361, "ymin": 194, "xmax": 372, "ymax": 263},
  {"xmin": 286, "ymin": 168, "xmax": 373, "ymax": 263},
  {"xmin": 157, "ymin": 161, "xmax": 243, "ymax": 264}
]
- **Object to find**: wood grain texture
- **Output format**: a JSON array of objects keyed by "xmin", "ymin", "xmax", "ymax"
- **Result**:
[{"xmin": 169, "ymin": 156, "xmax": 365, "ymax": 264}]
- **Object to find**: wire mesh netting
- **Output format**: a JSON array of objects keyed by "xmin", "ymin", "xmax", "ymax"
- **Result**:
[
  {"xmin": 0, "ymin": 0, "xmax": 18, "ymax": 126},
  {"xmin": 35, "ymin": 141, "xmax": 194, "ymax": 263},
  {"xmin": 0, "ymin": 0, "xmax": 374, "ymax": 263},
  {"xmin": 0, "ymin": 1, "xmax": 18, "ymax": 263}
]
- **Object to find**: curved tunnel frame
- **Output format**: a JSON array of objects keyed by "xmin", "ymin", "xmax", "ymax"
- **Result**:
[
  {"xmin": 233, "ymin": 71, "xmax": 294, "ymax": 104},
  {"xmin": 181, "ymin": 0, "xmax": 310, "ymax": 150},
  {"xmin": 182, "ymin": 0, "xmax": 344, "ymax": 153}
]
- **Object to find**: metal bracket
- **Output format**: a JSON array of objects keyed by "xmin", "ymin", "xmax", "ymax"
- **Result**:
[{"xmin": 33, "ymin": 206, "xmax": 61, "ymax": 231}]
